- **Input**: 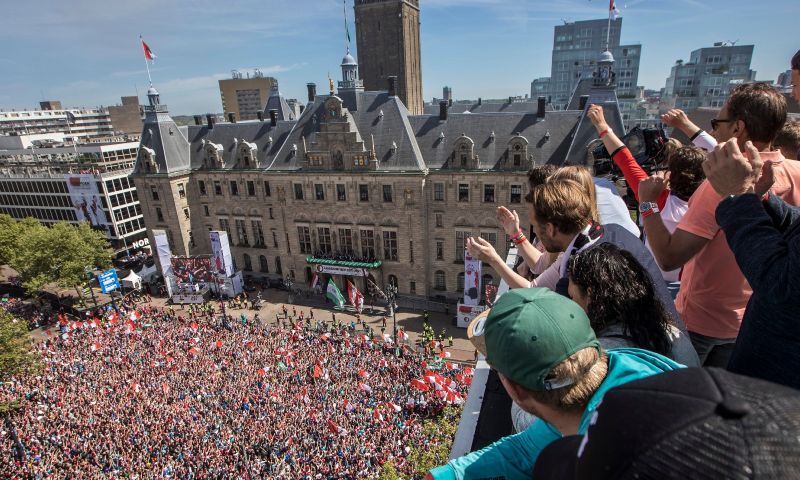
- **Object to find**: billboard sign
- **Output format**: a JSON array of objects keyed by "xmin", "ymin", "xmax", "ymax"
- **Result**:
[
  {"xmin": 456, "ymin": 303, "xmax": 486, "ymax": 329},
  {"xmin": 152, "ymin": 230, "xmax": 174, "ymax": 297},
  {"xmin": 209, "ymin": 231, "xmax": 234, "ymax": 277},
  {"xmin": 64, "ymin": 174, "xmax": 107, "ymax": 228},
  {"xmin": 463, "ymin": 249, "xmax": 482, "ymax": 306},
  {"xmin": 98, "ymin": 269, "xmax": 120, "ymax": 294},
  {"xmin": 314, "ymin": 264, "xmax": 367, "ymax": 277}
]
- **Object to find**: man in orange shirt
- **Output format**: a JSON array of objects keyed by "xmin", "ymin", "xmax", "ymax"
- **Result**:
[{"xmin": 641, "ymin": 82, "xmax": 800, "ymax": 366}]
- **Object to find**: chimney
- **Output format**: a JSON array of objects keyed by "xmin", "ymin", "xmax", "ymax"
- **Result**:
[
  {"xmin": 439, "ymin": 101, "xmax": 448, "ymax": 121},
  {"xmin": 193, "ymin": 115, "xmax": 202, "ymax": 126},
  {"xmin": 307, "ymin": 83, "xmax": 317, "ymax": 102},
  {"xmin": 537, "ymin": 96, "xmax": 546, "ymax": 118},
  {"xmin": 269, "ymin": 109, "xmax": 278, "ymax": 126},
  {"xmin": 227, "ymin": 112, "xmax": 236, "ymax": 123},
  {"xmin": 478, "ymin": 97, "xmax": 482, "ymax": 106},
  {"xmin": 387, "ymin": 76, "xmax": 397, "ymax": 97},
  {"xmin": 508, "ymin": 96, "xmax": 513, "ymax": 104},
  {"xmin": 206, "ymin": 114, "xmax": 215, "ymax": 129},
  {"xmin": 299, "ymin": 105, "xmax": 305, "ymax": 114},
  {"xmin": 256, "ymin": 111, "xmax": 264, "ymax": 121},
  {"xmin": 579, "ymin": 95, "xmax": 589, "ymax": 110}
]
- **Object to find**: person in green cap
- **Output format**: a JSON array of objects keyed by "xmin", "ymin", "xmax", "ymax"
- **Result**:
[{"xmin": 426, "ymin": 288, "xmax": 684, "ymax": 480}]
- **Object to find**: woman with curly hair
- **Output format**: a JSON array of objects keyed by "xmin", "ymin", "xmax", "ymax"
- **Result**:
[{"xmin": 567, "ymin": 243, "xmax": 699, "ymax": 366}]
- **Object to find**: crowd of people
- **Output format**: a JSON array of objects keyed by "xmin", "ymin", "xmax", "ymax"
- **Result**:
[
  {"xmin": 0, "ymin": 302, "xmax": 472, "ymax": 479},
  {"xmin": 427, "ymin": 50, "xmax": 800, "ymax": 479}
]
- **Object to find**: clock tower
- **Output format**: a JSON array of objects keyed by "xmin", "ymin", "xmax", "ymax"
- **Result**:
[{"xmin": 354, "ymin": 0, "xmax": 423, "ymax": 115}]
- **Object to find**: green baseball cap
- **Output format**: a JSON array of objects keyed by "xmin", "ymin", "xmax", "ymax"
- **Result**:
[{"xmin": 479, "ymin": 288, "xmax": 600, "ymax": 392}]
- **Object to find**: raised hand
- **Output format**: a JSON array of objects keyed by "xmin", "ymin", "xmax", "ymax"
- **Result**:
[
  {"xmin": 466, "ymin": 236, "xmax": 500, "ymax": 265},
  {"xmin": 638, "ymin": 174, "xmax": 668, "ymax": 203},
  {"xmin": 496, "ymin": 206, "xmax": 520, "ymax": 236},
  {"xmin": 587, "ymin": 104, "xmax": 608, "ymax": 133},
  {"xmin": 703, "ymin": 139, "xmax": 763, "ymax": 197}
]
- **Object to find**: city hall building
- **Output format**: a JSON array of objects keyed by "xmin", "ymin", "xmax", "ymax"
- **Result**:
[{"xmin": 132, "ymin": 49, "xmax": 624, "ymax": 304}]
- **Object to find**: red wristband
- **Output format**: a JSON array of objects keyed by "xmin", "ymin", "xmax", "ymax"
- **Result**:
[{"xmin": 599, "ymin": 128, "xmax": 610, "ymax": 138}]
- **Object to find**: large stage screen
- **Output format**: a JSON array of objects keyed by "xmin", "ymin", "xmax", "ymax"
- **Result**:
[{"xmin": 170, "ymin": 256, "xmax": 214, "ymax": 283}]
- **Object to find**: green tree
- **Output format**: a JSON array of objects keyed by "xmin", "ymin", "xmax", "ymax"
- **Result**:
[
  {"xmin": 11, "ymin": 220, "xmax": 112, "ymax": 295},
  {"xmin": 0, "ymin": 308, "xmax": 40, "ymax": 461},
  {"xmin": 405, "ymin": 406, "xmax": 463, "ymax": 479}
]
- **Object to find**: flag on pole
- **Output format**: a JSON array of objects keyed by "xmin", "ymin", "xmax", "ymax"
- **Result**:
[
  {"xmin": 141, "ymin": 37, "xmax": 156, "ymax": 61},
  {"xmin": 326, "ymin": 279, "xmax": 346, "ymax": 308},
  {"xmin": 346, "ymin": 280, "xmax": 364, "ymax": 312},
  {"xmin": 609, "ymin": 0, "xmax": 620, "ymax": 20}
]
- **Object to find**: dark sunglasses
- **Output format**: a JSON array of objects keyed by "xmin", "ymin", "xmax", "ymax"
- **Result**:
[{"xmin": 710, "ymin": 118, "xmax": 733, "ymax": 130}]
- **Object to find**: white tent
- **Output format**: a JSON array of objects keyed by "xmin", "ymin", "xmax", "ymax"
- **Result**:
[{"xmin": 121, "ymin": 270, "xmax": 142, "ymax": 290}]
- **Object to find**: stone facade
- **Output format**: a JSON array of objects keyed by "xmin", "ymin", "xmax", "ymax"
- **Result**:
[
  {"xmin": 133, "ymin": 53, "xmax": 625, "ymax": 305},
  {"xmin": 354, "ymin": 0, "xmax": 423, "ymax": 115}
]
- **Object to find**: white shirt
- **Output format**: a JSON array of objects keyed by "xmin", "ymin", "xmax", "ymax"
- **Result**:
[
  {"xmin": 593, "ymin": 177, "xmax": 641, "ymax": 237},
  {"xmin": 644, "ymin": 193, "xmax": 689, "ymax": 282}
]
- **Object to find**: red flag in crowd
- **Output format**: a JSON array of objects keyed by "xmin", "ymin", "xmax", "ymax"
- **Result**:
[
  {"xmin": 411, "ymin": 378, "xmax": 429, "ymax": 392},
  {"xmin": 313, "ymin": 364, "xmax": 323, "ymax": 379},
  {"xmin": 90, "ymin": 342, "xmax": 101, "ymax": 352},
  {"xmin": 387, "ymin": 401, "xmax": 401, "ymax": 413},
  {"xmin": 327, "ymin": 419, "xmax": 347, "ymax": 435},
  {"xmin": 358, "ymin": 382, "xmax": 372, "ymax": 394}
]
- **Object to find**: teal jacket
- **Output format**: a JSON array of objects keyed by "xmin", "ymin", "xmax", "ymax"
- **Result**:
[{"xmin": 429, "ymin": 348, "xmax": 684, "ymax": 480}]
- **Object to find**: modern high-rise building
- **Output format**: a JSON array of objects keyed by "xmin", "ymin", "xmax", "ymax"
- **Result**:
[
  {"xmin": 354, "ymin": 0, "xmax": 423, "ymax": 115},
  {"xmin": 0, "ymin": 137, "xmax": 147, "ymax": 254},
  {"xmin": 547, "ymin": 18, "xmax": 641, "ymax": 110},
  {"xmin": 662, "ymin": 43, "xmax": 756, "ymax": 110},
  {"xmin": 218, "ymin": 70, "xmax": 277, "ymax": 121},
  {"xmin": 0, "ymin": 95, "xmax": 142, "ymax": 140}
]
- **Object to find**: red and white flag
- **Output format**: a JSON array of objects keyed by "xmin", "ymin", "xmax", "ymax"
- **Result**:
[
  {"xmin": 411, "ymin": 378, "xmax": 429, "ymax": 392},
  {"xmin": 346, "ymin": 280, "xmax": 364, "ymax": 313},
  {"xmin": 129, "ymin": 311, "xmax": 141, "ymax": 322},
  {"xmin": 372, "ymin": 408, "xmax": 384, "ymax": 422},
  {"xmin": 358, "ymin": 382, "xmax": 372, "ymax": 394},
  {"xmin": 343, "ymin": 399, "xmax": 355, "ymax": 412},
  {"xmin": 609, "ymin": 0, "xmax": 620, "ymax": 20},
  {"xmin": 90, "ymin": 342, "xmax": 101, "ymax": 352},
  {"xmin": 327, "ymin": 419, "xmax": 347, "ymax": 435},
  {"xmin": 397, "ymin": 329, "xmax": 409, "ymax": 342},
  {"xmin": 309, "ymin": 273, "xmax": 319, "ymax": 290},
  {"xmin": 386, "ymin": 401, "xmax": 401, "ymax": 413},
  {"xmin": 141, "ymin": 37, "xmax": 156, "ymax": 61}
]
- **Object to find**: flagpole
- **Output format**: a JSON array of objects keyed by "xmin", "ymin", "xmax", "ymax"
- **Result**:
[
  {"xmin": 343, "ymin": 0, "xmax": 349, "ymax": 53},
  {"xmin": 606, "ymin": 7, "xmax": 612, "ymax": 51}
]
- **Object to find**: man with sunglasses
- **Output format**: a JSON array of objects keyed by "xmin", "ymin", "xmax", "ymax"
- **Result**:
[{"xmin": 640, "ymin": 82, "xmax": 800, "ymax": 368}]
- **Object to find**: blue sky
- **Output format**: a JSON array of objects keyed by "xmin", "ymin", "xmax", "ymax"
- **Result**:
[{"xmin": 1, "ymin": 0, "xmax": 797, "ymax": 115}]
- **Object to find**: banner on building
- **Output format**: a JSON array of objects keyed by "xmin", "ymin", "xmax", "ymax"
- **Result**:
[
  {"xmin": 314, "ymin": 264, "xmax": 367, "ymax": 277},
  {"xmin": 346, "ymin": 280, "xmax": 364, "ymax": 313},
  {"xmin": 64, "ymin": 174, "xmax": 108, "ymax": 228},
  {"xmin": 152, "ymin": 230, "xmax": 174, "ymax": 297},
  {"xmin": 463, "ymin": 250, "xmax": 482, "ymax": 306},
  {"xmin": 170, "ymin": 256, "xmax": 214, "ymax": 283},
  {"xmin": 456, "ymin": 303, "xmax": 486, "ymax": 329},
  {"xmin": 209, "ymin": 231, "xmax": 234, "ymax": 277}
]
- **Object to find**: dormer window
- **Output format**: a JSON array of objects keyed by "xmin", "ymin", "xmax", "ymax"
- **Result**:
[
  {"xmin": 237, "ymin": 141, "xmax": 257, "ymax": 168},
  {"xmin": 452, "ymin": 134, "xmax": 476, "ymax": 170},
  {"xmin": 204, "ymin": 142, "xmax": 224, "ymax": 169},
  {"xmin": 140, "ymin": 147, "xmax": 158, "ymax": 173},
  {"xmin": 508, "ymin": 135, "xmax": 530, "ymax": 169}
]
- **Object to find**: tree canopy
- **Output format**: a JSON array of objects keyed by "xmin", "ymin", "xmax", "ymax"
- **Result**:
[
  {"xmin": 0, "ymin": 309, "xmax": 39, "ymax": 400},
  {"xmin": 0, "ymin": 214, "xmax": 113, "ymax": 294}
]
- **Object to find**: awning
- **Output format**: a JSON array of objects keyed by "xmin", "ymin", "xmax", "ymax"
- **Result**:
[{"xmin": 305, "ymin": 257, "xmax": 382, "ymax": 269}]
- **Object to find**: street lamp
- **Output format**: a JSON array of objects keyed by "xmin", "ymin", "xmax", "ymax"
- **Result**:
[
  {"xmin": 284, "ymin": 275, "xmax": 293, "ymax": 303},
  {"xmin": 385, "ymin": 283, "xmax": 398, "ymax": 346}
]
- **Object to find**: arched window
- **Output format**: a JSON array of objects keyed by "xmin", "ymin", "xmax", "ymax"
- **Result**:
[
  {"xmin": 453, "ymin": 135, "xmax": 475, "ymax": 169},
  {"xmin": 457, "ymin": 272, "xmax": 465, "ymax": 292},
  {"xmin": 243, "ymin": 253, "xmax": 252, "ymax": 271},
  {"xmin": 434, "ymin": 270, "xmax": 446, "ymax": 291},
  {"xmin": 508, "ymin": 135, "xmax": 530, "ymax": 168},
  {"xmin": 259, "ymin": 255, "xmax": 269, "ymax": 273},
  {"xmin": 275, "ymin": 257, "xmax": 282, "ymax": 275}
]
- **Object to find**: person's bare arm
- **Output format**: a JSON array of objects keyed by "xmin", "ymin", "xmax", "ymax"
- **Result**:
[
  {"xmin": 639, "ymin": 176, "xmax": 709, "ymax": 271},
  {"xmin": 661, "ymin": 109, "xmax": 703, "ymax": 138}
]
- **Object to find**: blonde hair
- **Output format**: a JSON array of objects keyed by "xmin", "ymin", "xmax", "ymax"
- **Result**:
[
  {"xmin": 531, "ymin": 178, "xmax": 594, "ymax": 235},
  {"xmin": 529, "ymin": 347, "xmax": 608, "ymax": 410},
  {"xmin": 550, "ymin": 166, "xmax": 600, "ymax": 223}
]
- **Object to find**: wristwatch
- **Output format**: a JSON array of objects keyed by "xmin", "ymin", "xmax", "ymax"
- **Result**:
[{"xmin": 639, "ymin": 201, "xmax": 660, "ymax": 218}]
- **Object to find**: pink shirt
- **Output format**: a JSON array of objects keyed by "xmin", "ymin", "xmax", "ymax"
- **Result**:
[{"xmin": 676, "ymin": 151, "xmax": 800, "ymax": 338}]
